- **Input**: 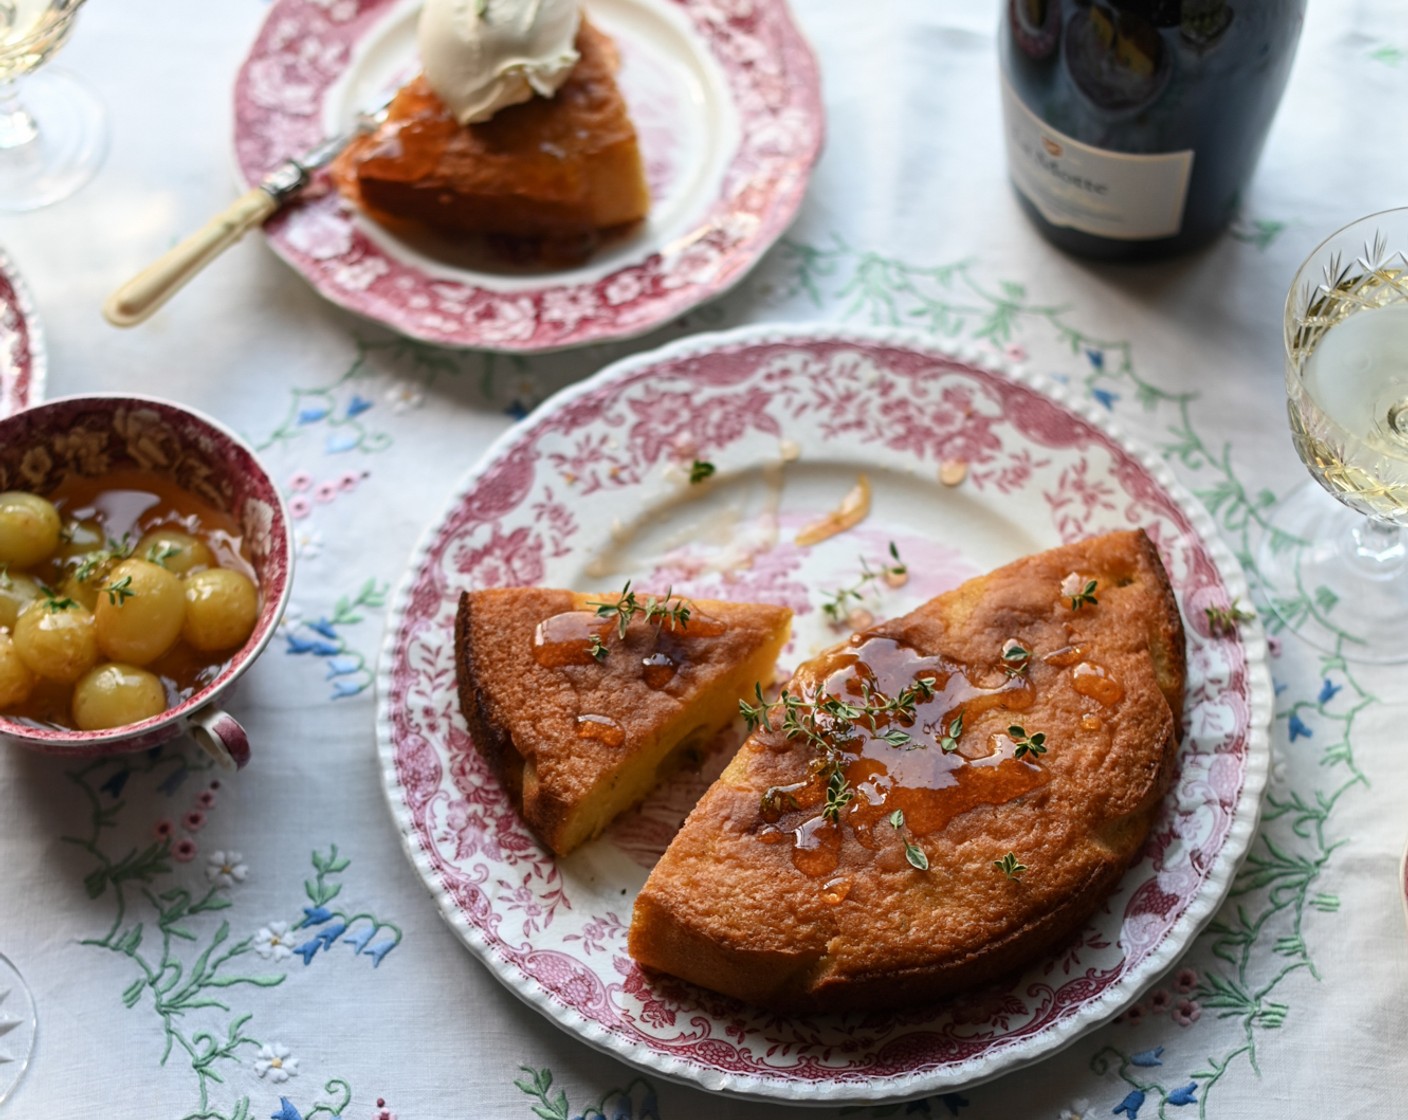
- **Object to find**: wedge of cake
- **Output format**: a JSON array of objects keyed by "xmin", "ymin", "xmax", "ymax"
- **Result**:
[
  {"xmin": 455, "ymin": 586, "xmax": 792, "ymax": 856},
  {"xmin": 332, "ymin": 19, "xmax": 650, "ymax": 261},
  {"xmin": 628, "ymin": 530, "xmax": 1186, "ymax": 1012}
]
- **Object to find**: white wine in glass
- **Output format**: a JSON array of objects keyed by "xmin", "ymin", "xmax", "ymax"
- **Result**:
[
  {"xmin": 0, "ymin": 0, "xmax": 106, "ymax": 211},
  {"xmin": 1261, "ymin": 209, "xmax": 1408, "ymax": 662}
]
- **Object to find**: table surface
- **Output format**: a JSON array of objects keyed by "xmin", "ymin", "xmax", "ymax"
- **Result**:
[{"xmin": 3, "ymin": 2, "xmax": 1407, "ymax": 1117}]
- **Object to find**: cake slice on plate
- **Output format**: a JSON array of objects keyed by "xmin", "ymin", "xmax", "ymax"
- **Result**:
[
  {"xmin": 455, "ymin": 586, "xmax": 792, "ymax": 856},
  {"xmin": 333, "ymin": 18, "xmax": 650, "ymax": 262},
  {"xmin": 628, "ymin": 530, "xmax": 1186, "ymax": 1012}
]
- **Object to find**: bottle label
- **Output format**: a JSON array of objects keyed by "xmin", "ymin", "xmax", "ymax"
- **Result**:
[{"xmin": 1001, "ymin": 78, "xmax": 1194, "ymax": 241}]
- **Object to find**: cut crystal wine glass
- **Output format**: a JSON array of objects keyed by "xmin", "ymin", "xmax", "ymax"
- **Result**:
[
  {"xmin": 1257, "ymin": 208, "xmax": 1408, "ymax": 663},
  {"xmin": 0, "ymin": 0, "xmax": 107, "ymax": 212},
  {"xmin": 0, "ymin": 951, "xmax": 36, "ymax": 1104}
]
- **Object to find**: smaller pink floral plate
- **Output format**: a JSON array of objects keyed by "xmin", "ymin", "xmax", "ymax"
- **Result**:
[
  {"xmin": 375, "ymin": 325, "xmax": 1272, "ymax": 1104},
  {"xmin": 234, "ymin": 0, "xmax": 823, "ymax": 352},
  {"xmin": 0, "ymin": 247, "xmax": 45, "ymax": 416}
]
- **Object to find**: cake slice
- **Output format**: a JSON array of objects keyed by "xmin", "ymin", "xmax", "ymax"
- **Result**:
[
  {"xmin": 628, "ymin": 530, "xmax": 1186, "ymax": 1012},
  {"xmin": 333, "ymin": 18, "xmax": 650, "ymax": 261},
  {"xmin": 455, "ymin": 586, "xmax": 792, "ymax": 856}
]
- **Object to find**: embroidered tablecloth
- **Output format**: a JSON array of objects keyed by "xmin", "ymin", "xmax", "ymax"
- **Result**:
[{"xmin": 2, "ymin": 2, "xmax": 1406, "ymax": 1117}]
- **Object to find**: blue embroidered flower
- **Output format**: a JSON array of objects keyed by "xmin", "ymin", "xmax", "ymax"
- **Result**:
[
  {"xmin": 579, "ymin": 1082, "xmax": 659, "ymax": 1120},
  {"xmin": 1167, "ymin": 1083, "xmax": 1198, "ymax": 1107},
  {"xmin": 325, "ymin": 656, "xmax": 360, "ymax": 679},
  {"xmin": 293, "ymin": 939, "xmax": 321, "ymax": 965},
  {"xmin": 505, "ymin": 401, "xmax": 531, "ymax": 421},
  {"xmin": 307, "ymin": 617, "xmax": 338, "ymax": 640},
  {"xmin": 1129, "ymin": 1047, "xmax": 1164, "ymax": 1067},
  {"xmin": 332, "ymin": 678, "xmax": 366, "ymax": 699},
  {"xmin": 270, "ymin": 1099, "xmax": 302, "ymax": 1120},
  {"xmin": 157, "ymin": 765, "xmax": 189, "ymax": 796},
  {"xmin": 313, "ymin": 922, "xmax": 347, "ymax": 950},
  {"xmin": 342, "ymin": 925, "xmax": 375, "ymax": 954},
  {"xmin": 297, "ymin": 406, "xmax": 329, "ymax": 425},
  {"xmin": 1288, "ymin": 713, "xmax": 1313, "ymax": 741},
  {"xmin": 1091, "ymin": 388, "xmax": 1119, "ymax": 410},
  {"xmin": 1318, "ymin": 678, "xmax": 1342, "ymax": 704},
  {"xmin": 346, "ymin": 395, "xmax": 373, "ymax": 417},
  {"xmin": 364, "ymin": 939, "xmax": 398, "ymax": 967},
  {"xmin": 300, "ymin": 905, "xmax": 334, "ymax": 927},
  {"xmin": 1113, "ymin": 1089, "xmax": 1145, "ymax": 1118},
  {"xmin": 99, "ymin": 770, "xmax": 130, "ymax": 798},
  {"xmin": 325, "ymin": 432, "xmax": 358, "ymax": 454},
  {"xmin": 1086, "ymin": 349, "xmax": 1105, "ymax": 370}
]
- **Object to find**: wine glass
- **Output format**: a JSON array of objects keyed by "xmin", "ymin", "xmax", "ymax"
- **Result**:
[
  {"xmin": 1257, "ymin": 207, "xmax": 1408, "ymax": 663},
  {"xmin": 0, "ymin": 0, "xmax": 107, "ymax": 212},
  {"xmin": 0, "ymin": 950, "xmax": 36, "ymax": 1104}
]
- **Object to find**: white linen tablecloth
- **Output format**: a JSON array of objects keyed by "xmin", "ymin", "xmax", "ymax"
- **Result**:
[{"xmin": 2, "ymin": 2, "xmax": 1406, "ymax": 1117}]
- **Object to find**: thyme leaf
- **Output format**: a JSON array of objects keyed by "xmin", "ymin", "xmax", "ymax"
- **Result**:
[{"xmin": 994, "ymin": 852, "xmax": 1027, "ymax": 879}]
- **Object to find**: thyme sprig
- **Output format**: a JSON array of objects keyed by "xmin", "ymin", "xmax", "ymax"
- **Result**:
[
  {"xmin": 103, "ymin": 575, "xmax": 136, "ymax": 606},
  {"xmin": 888, "ymin": 809, "xmax": 930, "ymax": 871},
  {"xmin": 1205, "ymin": 599, "xmax": 1255, "ymax": 636},
  {"xmin": 1000, "ymin": 638, "xmax": 1030, "ymax": 676},
  {"xmin": 820, "ymin": 542, "xmax": 907, "ymax": 624},
  {"xmin": 994, "ymin": 852, "xmax": 1027, "ymax": 879},
  {"xmin": 740, "ymin": 675, "xmax": 937, "ymax": 751},
  {"xmin": 937, "ymin": 712, "xmax": 964, "ymax": 753},
  {"xmin": 39, "ymin": 585, "xmax": 76, "ymax": 612},
  {"xmin": 1068, "ymin": 578, "xmax": 1099, "ymax": 610},
  {"xmin": 145, "ymin": 542, "xmax": 180, "ymax": 568},
  {"xmin": 688, "ymin": 460, "xmax": 716, "ymax": 484},
  {"xmin": 584, "ymin": 582, "xmax": 692, "ymax": 659},
  {"xmin": 1008, "ymin": 724, "xmax": 1047, "ymax": 760},
  {"xmin": 74, "ymin": 535, "xmax": 133, "ymax": 583}
]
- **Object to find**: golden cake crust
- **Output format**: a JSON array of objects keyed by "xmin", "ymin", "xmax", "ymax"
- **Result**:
[
  {"xmin": 628, "ymin": 530, "xmax": 1186, "ymax": 1012},
  {"xmin": 455, "ymin": 587, "xmax": 792, "ymax": 856}
]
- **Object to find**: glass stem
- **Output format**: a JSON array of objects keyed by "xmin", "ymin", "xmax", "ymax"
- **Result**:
[
  {"xmin": 1349, "ymin": 516, "xmax": 1407, "ymax": 579},
  {"xmin": 0, "ymin": 79, "xmax": 38, "ymax": 150}
]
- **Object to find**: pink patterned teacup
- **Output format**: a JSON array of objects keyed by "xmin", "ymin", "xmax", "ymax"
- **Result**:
[{"xmin": 0, "ymin": 395, "xmax": 292, "ymax": 769}]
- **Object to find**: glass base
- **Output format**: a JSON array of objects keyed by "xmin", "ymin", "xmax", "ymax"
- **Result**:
[
  {"xmin": 0, "ymin": 952, "xmax": 36, "ymax": 1105},
  {"xmin": 1256, "ymin": 479, "xmax": 1408, "ymax": 664},
  {"xmin": 0, "ymin": 68, "xmax": 108, "ymax": 212}
]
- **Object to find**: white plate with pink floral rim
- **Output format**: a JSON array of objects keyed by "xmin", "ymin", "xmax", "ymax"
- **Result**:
[
  {"xmin": 374, "ymin": 324, "xmax": 1271, "ymax": 1104},
  {"xmin": 0, "ymin": 248, "xmax": 45, "ymax": 416},
  {"xmin": 233, "ymin": 0, "xmax": 822, "ymax": 352}
]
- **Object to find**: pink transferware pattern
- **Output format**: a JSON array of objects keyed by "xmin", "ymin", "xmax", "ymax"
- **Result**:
[
  {"xmin": 233, "ymin": 0, "xmax": 823, "ymax": 352},
  {"xmin": 374, "ymin": 325, "xmax": 1271, "ymax": 1104},
  {"xmin": 0, "ymin": 248, "xmax": 44, "ymax": 417}
]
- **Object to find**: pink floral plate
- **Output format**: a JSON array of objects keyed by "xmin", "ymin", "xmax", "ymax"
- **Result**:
[
  {"xmin": 374, "ymin": 325, "xmax": 1271, "ymax": 1104},
  {"xmin": 234, "ymin": 0, "xmax": 823, "ymax": 352},
  {"xmin": 0, "ymin": 247, "xmax": 45, "ymax": 415}
]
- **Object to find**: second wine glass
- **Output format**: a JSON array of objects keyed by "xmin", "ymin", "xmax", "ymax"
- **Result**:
[
  {"xmin": 0, "ymin": 0, "xmax": 107, "ymax": 212},
  {"xmin": 1258, "ymin": 207, "xmax": 1408, "ymax": 663}
]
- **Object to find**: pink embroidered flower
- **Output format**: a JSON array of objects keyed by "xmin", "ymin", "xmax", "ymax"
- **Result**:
[
  {"xmin": 288, "ymin": 495, "xmax": 312, "ymax": 519},
  {"xmin": 314, "ymin": 481, "xmax": 338, "ymax": 503},
  {"xmin": 1147, "ymin": 988, "xmax": 1172, "ymax": 1013},
  {"xmin": 1121, "ymin": 1002, "xmax": 1146, "ymax": 1026},
  {"xmin": 197, "ymin": 789, "xmax": 217, "ymax": 809},
  {"xmin": 338, "ymin": 470, "xmax": 361, "ymax": 492},
  {"xmin": 182, "ymin": 810, "xmax": 206, "ymax": 833},
  {"xmin": 172, "ymin": 839, "xmax": 198, "ymax": 863},
  {"xmin": 154, "ymin": 819, "xmax": 175, "ymax": 841},
  {"xmin": 1175, "ymin": 967, "xmax": 1198, "ymax": 994},
  {"xmin": 1172, "ymin": 999, "xmax": 1202, "ymax": 1027},
  {"xmin": 375, "ymin": 1098, "xmax": 397, "ymax": 1120},
  {"xmin": 289, "ymin": 472, "xmax": 313, "ymax": 492}
]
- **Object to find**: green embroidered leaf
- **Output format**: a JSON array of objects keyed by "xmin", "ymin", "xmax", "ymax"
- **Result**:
[
  {"xmin": 121, "ymin": 977, "xmax": 146, "ymax": 1008},
  {"xmin": 115, "ymin": 923, "xmax": 144, "ymax": 955}
]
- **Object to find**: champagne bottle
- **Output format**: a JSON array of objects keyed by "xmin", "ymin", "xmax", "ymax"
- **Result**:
[{"xmin": 999, "ymin": 0, "xmax": 1306, "ymax": 260}]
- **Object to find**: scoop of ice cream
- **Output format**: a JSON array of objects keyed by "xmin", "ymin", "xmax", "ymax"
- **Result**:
[{"xmin": 418, "ymin": 0, "xmax": 582, "ymax": 125}]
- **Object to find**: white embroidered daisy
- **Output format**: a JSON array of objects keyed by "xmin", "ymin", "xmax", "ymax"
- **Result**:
[
  {"xmin": 253, "ymin": 1042, "xmax": 300, "ymax": 1083},
  {"xmin": 206, "ymin": 851, "xmax": 248, "ymax": 888},
  {"xmin": 253, "ymin": 921, "xmax": 294, "ymax": 961}
]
